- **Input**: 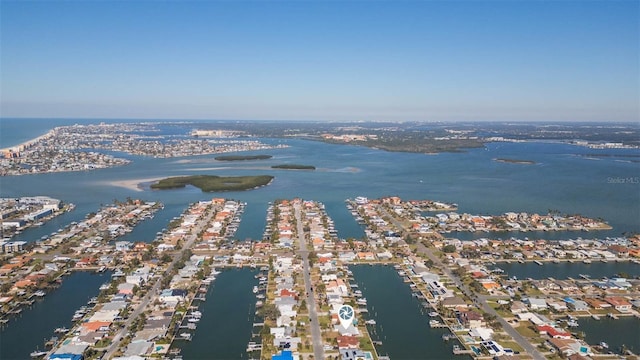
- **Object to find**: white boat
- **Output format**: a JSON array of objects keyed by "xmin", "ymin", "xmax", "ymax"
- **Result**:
[
  {"xmin": 365, "ymin": 319, "xmax": 376, "ymax": 325},
  {"xmin": 252, "ymin": 286, "xmax": 259, "ymax": 294},
  {"xmin": 600, "ymin": 341, "xmax": 608, "ymax": 349},
  {"xmin": 34, "ymin": 290, "xmax": 46, "ymax": 297},
  {"xmin": 429, "ymin": 312, "xmax": 439, "ymax": 317},
  {"xmin": 30, "ymin": 350, "xmax": 47, "ymax": 358},
  {"xmin": 567, "ymin": 320, "xmax": 579, "ymax": 327}
]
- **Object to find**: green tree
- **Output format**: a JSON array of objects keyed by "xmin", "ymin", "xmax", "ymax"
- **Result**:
[{"xmin": 443, "ymin": 244, "xmax": 457, "ymax": 253}]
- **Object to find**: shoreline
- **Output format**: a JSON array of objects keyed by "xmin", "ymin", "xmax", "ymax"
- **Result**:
[
  {"xmin": 0, "ymin": 129, "xmax": 55, "ymax": 153},
  {"xmin": 103, "ymin": 177, "xmax": 167, "ymax": 192}
]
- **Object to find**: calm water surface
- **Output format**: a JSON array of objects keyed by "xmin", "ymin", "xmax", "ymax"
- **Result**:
[
  {"xmin": 0, "ymin": 271, "xmax": 112, "ymax": 360},
  {"xmin": 1, "ymin": 118, "xmax": 639, "ymax": 358},
  {"xmin": 350, "ymin": 265, "xmax": 469, "ymax": 359},
  {"xmin": 177, "ymin": 268, "xmax": 259, "ymax": 360}
]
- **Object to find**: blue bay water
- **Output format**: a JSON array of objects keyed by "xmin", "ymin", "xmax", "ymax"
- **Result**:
[{"xmin": 0, "ymin": 118, "xmax": 639, "ymax": 358}]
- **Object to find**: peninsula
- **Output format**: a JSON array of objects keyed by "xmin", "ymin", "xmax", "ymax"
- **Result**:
[{"xmin": 150, "ymin": 175, "xmax": 274, "ymax": 192}]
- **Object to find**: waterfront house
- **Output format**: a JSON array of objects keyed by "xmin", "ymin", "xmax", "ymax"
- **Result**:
[
  {"xmin": 336, "ymin": 335, "xmax": 360, "ymax": 349},
  {"xmin": 604, "ymin": 296, "xmax": 632, "ymax": 312},
  {"xmin": 554, "ymin": 280, "xmax": 577, "ymax": 292},
  {"xmin": 338, "ymin": 251, "xmax": 357, "ymax": 262},
  {"xmin": 81, "ymin": 321, "xmax": 112, "ymax": 334},
  {"xmin": 584, "ymin": 298, "xmax": 611, "ymax": 310},
  {"xmin": 469, "ymin": 327, "xmax": 494, "ymax": 341},
  {"xmin": 441, "ymin": 296, "xmax": 468, "ymax": 309},
  {"xmin": 566, "ymin": 299, "xmax": 589, "ymax": 311},
  {"xmin": 537, "ymin": 325, "xmax": 572, "ymax": 339},
  {"xmin": 547, "ymin": 300, "xmax": 568, "ymax": 312},
  {"xmin": 458, "ymin": 310, "xmax": 485, "ymax": 329},
  {"xmin": 123, "ymin": 340, "xmax": 153, "ymax": 357},
  {"xmin": 356, "ymin": 252, "xmax": 375, "ymax": 261},
  {"xmin": 524, "ymin": 297, "xmax": 548, "ymax": 310},
  {"xmin": 549, "ymin": 338, "xmax": 591, "ymax": 357}
]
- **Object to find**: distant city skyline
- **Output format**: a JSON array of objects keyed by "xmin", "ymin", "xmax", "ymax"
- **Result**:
[{"xmin": 1, "ymin": 1, "xmax": 638, "ymax": 122}]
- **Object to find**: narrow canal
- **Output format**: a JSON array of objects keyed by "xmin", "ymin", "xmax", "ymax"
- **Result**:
[
  {"xmin": 578, "ymin": 317, "xmax": 640, "ymax": 355},
  {"xmin": 350, "ymin": 265, "xmax": 469, "ymax": 359},
  {"xmin": 0, "ymin": 271, "xmax": 112, "ymax": 360},
  {"xmin": 177, "ymin": 268, "xmax": 259, "ymax": 359},
  {"xmin": 495, "ymin": 261, "xmax": 640, "ymax": 279}
]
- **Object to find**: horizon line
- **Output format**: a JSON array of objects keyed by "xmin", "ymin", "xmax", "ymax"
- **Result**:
[{"xmin": 1, "ymin": 116, "xmax": 639, "ymax": 124}]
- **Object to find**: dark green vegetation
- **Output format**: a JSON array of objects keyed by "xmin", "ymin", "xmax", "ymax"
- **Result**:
[
  {"xmin": 150, "ymin": 175, "xmax": 273, "ymax": 192},
  {"xmin": 214, "ymin": 155, "xmax": 272, "ymax": 161},
  {"xmin": 344, "ymin": 136, "xmax": 484, "ymax": 153},
  {"xmin": 271, "ymin": 164, "xmax": 316, "ymax": 170},
  {"xmin": 494, "ymin": 158, "xmax": 536, "ymax": 165}
]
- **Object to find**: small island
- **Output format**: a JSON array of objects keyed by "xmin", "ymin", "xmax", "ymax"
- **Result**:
[
  {"xmin": 271, "ymin": 164, "xmax": 316, "ymax": 170},
  {"xmin": 494, "ymin": 158, "xmax": 536, "ymax": 165},
  {"xmin": 150, "ymin": 175, "xmax": 274, "ymax": 192},
  {"xmin": 214, "ymin": 155, "xmax": 272, "ymax": 161}
]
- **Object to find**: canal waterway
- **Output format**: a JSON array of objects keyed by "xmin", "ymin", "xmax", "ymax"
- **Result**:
[
  {"xmin": 350, "ymin": 265, "xmax": 469, "ymax": 359},
  {"xmin": 176, "ymin": 268, "xmax": 259, "ymax": 360},
  {"xmin": 578, "ymin": 317, "xmax": 640, "ymax": 354},
  {"xmin": 0, "ymin": 271, "xmax": 112, "ymax": 360},
  {"xmin": 1, "ymin": 118, "xmax": 639, "ymax": 357},
  {"xmin": 495, "ymin": 261, "xmax": 640, "ymax": 280}
]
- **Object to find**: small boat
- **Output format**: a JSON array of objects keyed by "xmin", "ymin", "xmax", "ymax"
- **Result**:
[
  {"xmin": 34, "ymin": 290, "xmax": 46, "ymax": 297},
  {"xmin": 600, "ymin": 341, "xmax": 609, "ymax": 349},
  {"xmin": 252, "ymin": 286, "xmax": 259, "ymax": 294},
  {"xmin": 30, "ymin": 350, "xmax": 47, "ymax": 358},
  {"xmin": 365, "ymin": 319, "xmax": 376, "ymax": 325},
  {"xmin": 567, "ymin": 320, "xmax": 579, "ymax": 327},
  {"xmin": 54, "ymin": 327, "xmax": 69, "ymax": 334}
]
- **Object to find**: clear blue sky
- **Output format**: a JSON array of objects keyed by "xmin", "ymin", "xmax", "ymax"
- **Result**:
[{"xmin": 1, "ymin": 1, "xmax": 638, "ymax": 122}]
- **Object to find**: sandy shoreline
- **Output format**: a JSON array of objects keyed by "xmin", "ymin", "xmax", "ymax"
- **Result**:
[
  {"xmin": 0, "ymin": 130, "xmax": 55, "ymax": 153},
  {"xmin": 103, "ymin": 177, "xmax": 166, "ymax": 192}
]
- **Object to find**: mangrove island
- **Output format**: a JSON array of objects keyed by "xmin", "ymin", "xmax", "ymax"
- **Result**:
[
  {"xmin": 150, "ymin": 175, "xmax": 274, "ymax": 192},
  {"xmin": 271, "ymin": 164, "xmax": 316, "ymax": 170},
  {"xmin": 214, "ymin": 155, "xmax": 272, "ymax": 161},
  {"xmin": 494, "ymin": 158, "xmax": 536, "ymax": 165}
]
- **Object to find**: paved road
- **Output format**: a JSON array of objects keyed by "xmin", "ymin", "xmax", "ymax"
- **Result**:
[
  {"xmin": 381, "ymin": 208, "xmax": 547, "ymax": 360},
  {"xmin": 102, "ymin": 206, "xmax": 216, "ymax": 359},
  {"xmin": 294, "ymin": 203, "xmax": 324, "ymax": 360}
]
